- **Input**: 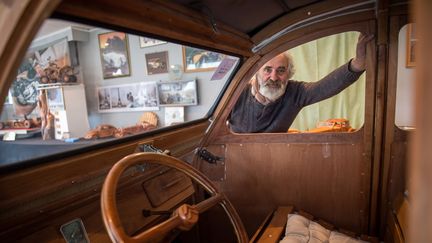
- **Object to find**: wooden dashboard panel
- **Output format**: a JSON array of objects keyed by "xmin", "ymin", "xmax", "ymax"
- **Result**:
[{"xmin": 0, "ymin": 122, "xmax": 207, "ymax": 242}]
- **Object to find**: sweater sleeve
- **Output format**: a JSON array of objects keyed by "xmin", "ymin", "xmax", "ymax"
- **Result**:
[{"xmin": 294, "ymin": 60, "xmax": 364, "ymax": 107}]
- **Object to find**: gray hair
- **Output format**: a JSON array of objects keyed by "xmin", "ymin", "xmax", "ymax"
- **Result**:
[{"xmin": 282, "ymin": 52, "xmax": 296, "ymax": 80}]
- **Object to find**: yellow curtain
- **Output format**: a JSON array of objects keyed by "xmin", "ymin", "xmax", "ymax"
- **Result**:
[{"xmin": 288, "ymin": 31, "xmax": 365, "ymax": 131}]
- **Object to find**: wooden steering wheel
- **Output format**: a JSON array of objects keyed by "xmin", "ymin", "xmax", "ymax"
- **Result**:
[{"xmin": 101, "ymin": 152, "xmax": 248, "ymax": 242}]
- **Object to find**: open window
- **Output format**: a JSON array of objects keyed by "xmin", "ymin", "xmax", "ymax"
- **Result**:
[{"xmin": 229, "ymin": 31, "xmax": 365, "ymax": 134}]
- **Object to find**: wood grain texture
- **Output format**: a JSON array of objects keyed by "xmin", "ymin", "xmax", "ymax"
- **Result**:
[
  {"xmin": 252, "ymin": 0, "xmax": 372, "ymax": 44},
  {"xmin": 55, "ymin": 0, "xmax": 253, "ymax": 57},
  {"xmin": 384, "ymin": 209, "xmax": 404, "ymax": 243},
  {"xmin": 100, "ymin": 152, "xmax": 248, "ymax": 242},
  {"xmin": 0, "ymin": 122, "xmax": 207, "ymax": 241},
  {"xmin": 409, "ymin": 0, "xmax": 432, "ymax": 239},
  {"xmin": 202, "ymin": 16, "xmax": 378, "ymax": 239},
  {"xmin": 255, "ymin": 206, "xmax": 293, "ymax": 243},
  {"xmin": 379, "ymin": 14, "xmax": 409, "ymax": 235},
  {"xmin": 223, "ymin": 143, "xmax": 369, "ymax": 235}
]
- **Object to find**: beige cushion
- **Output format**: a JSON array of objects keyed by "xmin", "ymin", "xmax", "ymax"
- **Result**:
[
  {"xmin": 310, "ymin": 221, "xmax": 331, "ymax": 242},
  {"xmin": 329, "ymin": 231, "xmax": 367, "ymax": 243},
  {"xmin": 280, "ymin": 214, "xmax": 368, "ymax": 243}
]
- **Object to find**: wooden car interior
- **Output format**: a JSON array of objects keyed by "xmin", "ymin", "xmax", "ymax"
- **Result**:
[{"xmin": 1, "ymin": 0, "xmax": 431, "ymax": 242}]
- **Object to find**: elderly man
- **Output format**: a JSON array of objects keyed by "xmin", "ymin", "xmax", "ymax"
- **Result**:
[{"xmin": 229, "ymin": 33, "xmax": 374, "ymax": 133}]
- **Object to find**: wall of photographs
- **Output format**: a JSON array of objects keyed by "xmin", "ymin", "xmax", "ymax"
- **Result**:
[
  {"xmin": 77, "ymin": 29, "xmax": 237, "ymax": 128},
  {"xmin": 97, "ymin": 80, "xmax": 197, "ymax": 111}
]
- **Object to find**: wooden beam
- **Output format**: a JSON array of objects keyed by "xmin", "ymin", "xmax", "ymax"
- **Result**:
[
  {"xmin": 55, "ymin": 0, "xmax": 253, "ymax": 57},
  {"xmin": 409, "ymin": 0, "xmax": 432, "ymax": 242}
]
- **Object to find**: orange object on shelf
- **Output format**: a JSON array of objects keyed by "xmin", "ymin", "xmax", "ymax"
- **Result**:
[{"xmin": 305, "ymin": 118, "xmax": 355, "ymax": 133}]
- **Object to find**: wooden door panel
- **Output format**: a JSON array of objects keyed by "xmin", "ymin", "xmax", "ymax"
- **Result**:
[{"xmin": 223, "ymin": 142, "xmax": 369, "ymax": 235}]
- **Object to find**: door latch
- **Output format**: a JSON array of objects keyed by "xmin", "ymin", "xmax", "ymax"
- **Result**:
[{"xmin": 195, "ymin": 147, "xmax": 224, "ymax": 164}]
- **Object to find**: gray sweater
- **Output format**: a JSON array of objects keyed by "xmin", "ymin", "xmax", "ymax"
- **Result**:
[{"xmin": 229, "ymin": 61, "xmax": 363, "ymax": 133}]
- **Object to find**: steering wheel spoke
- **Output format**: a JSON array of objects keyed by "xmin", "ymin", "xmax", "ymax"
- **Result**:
[{"xmin": 101, "ymin": 152, "xmax": 248, "ymax": 243}]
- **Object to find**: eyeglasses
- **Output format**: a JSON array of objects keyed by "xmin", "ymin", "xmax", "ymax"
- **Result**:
[{"xmin": 262, "ymin": 66, "xmax": 287, "ymax": 76}]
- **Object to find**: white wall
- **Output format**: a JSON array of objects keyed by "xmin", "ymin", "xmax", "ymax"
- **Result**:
[{"xmin": 78, "ymin": 29, "xmax": 235, "ymax": 128}]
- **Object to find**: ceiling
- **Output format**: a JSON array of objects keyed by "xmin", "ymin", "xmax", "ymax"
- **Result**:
[{"xmin": 35, "ymin": 19, "xmax": 95, "ymax": 39}]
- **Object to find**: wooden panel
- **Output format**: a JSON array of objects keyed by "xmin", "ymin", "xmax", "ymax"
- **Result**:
[
  {"xmin": 117, "ymin": 175, "xmax": 195, "ymax": 236},
  {"xmin": 388, "ymin": 139, "xmax": 408, "ymax": 205},
  {"xmin": 197, "ymin": 144, "xmax": 227, "ymax": 181},
  {"xmin": 255, "ymin": 206, "xmax": 293, "ymax": 243},
  {"xmin": 380, "ymin": 14, "xmax": 408, "ymax": 234},
  {"xmin": 142, "ymin": 168, "xmax": 193, "ymax": 207},
  {"xmin": 384, "ymin": 211, "xmax": 404, "ymax": 243},
  {"xmin": 9, "ymin": 172, "xmax": 194, "ymax": 242},
  {"xmin": 55, "ymin": 0, "xmax": 253, "ymax": 57},
  {"xmin": 252, "ymin": 0, "xmax": 372, "ymax": 44},
  {"xmin": 223, "ymin": 143, "xmax": 369, "ymax": 235},
  {"xmin": 250, "ymin": 211, "xmax": 274, "ymax": 243},
  {"xmin": 0, "ymin": 122, "xmax": 207, "ymax": 241}
]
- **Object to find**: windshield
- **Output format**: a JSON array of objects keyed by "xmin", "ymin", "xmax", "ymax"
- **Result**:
[{"xmin": 0, "ymin": 19, "xmax": 239, "ymax": 167}]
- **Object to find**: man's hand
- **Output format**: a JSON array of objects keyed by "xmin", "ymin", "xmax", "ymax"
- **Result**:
[{"xmin": 350, "ymin": 33, "xmax": 374, "ymax": 72}]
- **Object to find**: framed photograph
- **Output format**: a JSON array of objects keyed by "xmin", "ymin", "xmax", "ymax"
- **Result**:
[
  {"xmin": 98, "ymin": 82, "xmax": 159, "ymax": 112},
  {"xmin": 46, "ymin": 87, "xmax": 64, "ymax": 108},
  {"xmin": 98, "ymin": 32, "xmax": 131, "ymax": 79},
  {"xmin": 139, "ymin": 37, "xmax": 166, "ymax": 48},
  {"xmin": 145, "ymin": 51, "xmax": 169, "ymax": 75},
  {"xmin": 406, "ymin": 23, "xmax": 416, "ymax": 68},
  {"xmin": 182, "ymin": 46, "xmax": 225, "ymax": 72},
  {"xmin": 157, "ymin": 80, "xmax": 198, "ymax": 106},
  {"xmin": 165, "ymin": 107, "xmax": 184, "ymax": 126},
  {"xmin": 98, "ymin": 87, "xmax": 111, "ymax": 111}
]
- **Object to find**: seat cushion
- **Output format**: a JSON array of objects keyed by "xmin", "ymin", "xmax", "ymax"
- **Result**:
[{"xmin": 280, "ymin": 214, "xmax": 368, "ymax": 243}]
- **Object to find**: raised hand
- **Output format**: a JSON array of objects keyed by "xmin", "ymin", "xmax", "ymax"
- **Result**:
[{"xmin": 350, "ymin": 33, "xmax": 375, "ymax": 72}]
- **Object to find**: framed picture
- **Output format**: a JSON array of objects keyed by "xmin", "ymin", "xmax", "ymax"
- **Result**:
[
  {"xmin": 139, "ymin": 37, "xmax": 166, "ymax": 48},
  {"xmin": 164, "ymin": 107, "xmax": 184, "ymax": 126},
  {"xmin": 406, "ymin": 23, "xmax": 416, "ymax": 67},
  {"xmin": 145, "ymin": 51, "xmax": 169, "ymax": 75},
  {"xmin": 157, "ymin": 80, "xmax": 198, "ymax": 106},
  {"xmin": 98, "ymin": 82, "xmax": 159, "ymax": 112},
  {"xmin": 98, "ymin": 32, "xmax": 131, "ymax": 79},
  {"xmin": 98, "ymin": 87, "xmax": 111, "ymax": 111},
  {"xmin": 182, "ymin": 46, "xmax": 225, "ymax": 72},
  {"xmin": 46, "ymin": 87, "xmax": 64, "ymax": 110}
]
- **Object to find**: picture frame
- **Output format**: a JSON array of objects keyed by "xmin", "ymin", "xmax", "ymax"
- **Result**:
[
  {"xmin": 182, "ymin": 46, "xmax": 225, "ymax": 72},
  {"xmin": 406, "ymin": 23, "xmax": 416, "ymax": 68},
  {"xmin": 46, "ymin": 87, "xmax": 64, "ymax": 110},
  {"xmin": 139, "ymin": 37, "xmax": 166, "ymax": 48},
  {"xmin": 98, "ymin": 32, "xmax": 131, "ymax": 79},
  {"xmin": 145, "ymin": 51, "xmax": 169, "ymax": 75},
  {"xmin": 157, "ymin": 80, "xmax": 198, "ymax": 106},
  {"xmin": 97, "ymin": 82, "xmax": 159, "ymax": 113},
  {"xmin": 164, "ymin": 106, "xmax": 184, "ymax": 126},
  {"xmin": 98, "ymin": 87, "xmax": 111, "ymax": 111}
]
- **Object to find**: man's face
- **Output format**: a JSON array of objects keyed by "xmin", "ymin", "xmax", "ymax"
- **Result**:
[{"xmin": 256, "ymin": 54, "xmax": 289, "ymax": 101}]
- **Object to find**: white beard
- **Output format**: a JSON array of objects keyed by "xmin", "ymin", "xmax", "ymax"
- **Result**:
[{"xmin": 258, "ymin": 81, "xmax": 287, "ymax": 102}]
